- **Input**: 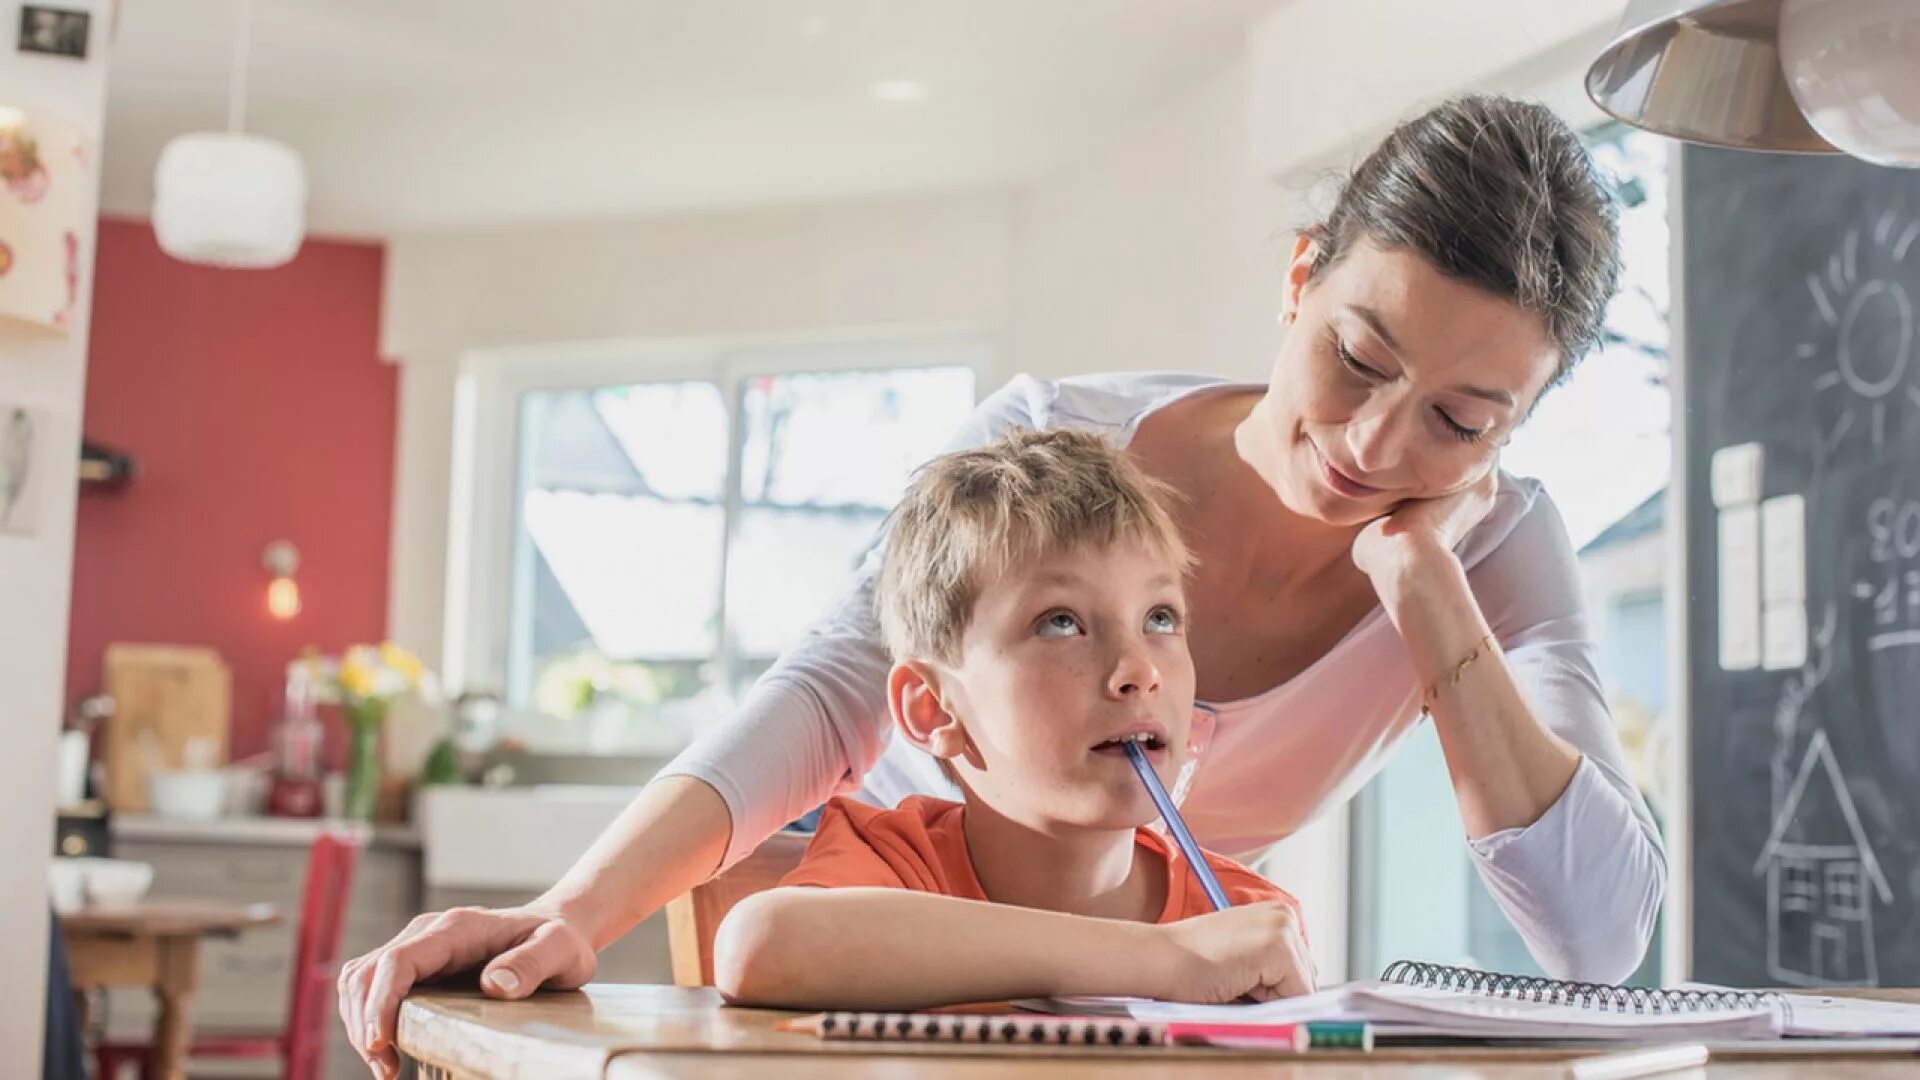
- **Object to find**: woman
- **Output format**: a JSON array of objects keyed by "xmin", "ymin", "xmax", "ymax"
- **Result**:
[{"xmin": 342, "ymin": 94, "xmax": 1665, "ymax": 1073}]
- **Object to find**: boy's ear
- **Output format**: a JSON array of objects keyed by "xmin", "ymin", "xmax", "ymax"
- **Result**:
[{"xmin": 888, "ymin": 661, "xmax": 971, "ymax": 763}]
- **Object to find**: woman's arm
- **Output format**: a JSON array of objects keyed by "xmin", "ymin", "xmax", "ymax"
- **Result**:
[
  {"xmin": 1371, "ymin": 538, "xmax": 1582, "ymax": 836},
  {"xmin": 714, "ymin": 887, "xmax": 1314, "ymax": 1010},
  {"xmin": 341, "ymin": 775, "xmax": 731, "ymax": 1077},
  {"xmin": 1355, "ymin": 478, "xmax": 1667, "ymax": 982}
]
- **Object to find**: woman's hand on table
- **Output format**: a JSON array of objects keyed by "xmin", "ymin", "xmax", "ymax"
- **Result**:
[
  {"xmin": 339, "ymin": 904, "xmax": 597, "ymax": 1078},
  {"xmin": 1151, "ymin": 901, "xmax": 1316, "ymax": 1004}
]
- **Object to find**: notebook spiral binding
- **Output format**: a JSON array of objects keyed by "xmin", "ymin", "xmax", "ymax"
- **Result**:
[{"xmin": 1380, "ymin": 961, "xmax": 1782, "ymax": 1016}]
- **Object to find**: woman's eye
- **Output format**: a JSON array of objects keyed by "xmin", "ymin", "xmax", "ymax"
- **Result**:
[
  {"xmin": 1436, "ymin": 408, "xmax": 1487, "ymax": 444},
  {"xmin": 1145, "ymin": 606, "xmax": 1181, "ymax": 634},
  {"xmin": 1037, "ymin": 611, "xmax": 1084, "ymax": 637},
  {"xmin": 1337, "ymin": 341, "xmax": 1379, "ymax": 380}
]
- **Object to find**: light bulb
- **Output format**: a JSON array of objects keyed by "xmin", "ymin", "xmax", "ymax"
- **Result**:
[
  {"xmin": 268, "ymin": 576, "xmax": 302, "ymax": 620},
  {"xmin": 1779, "ymin": 0, "xmax": 1920, "ymax": 167}
]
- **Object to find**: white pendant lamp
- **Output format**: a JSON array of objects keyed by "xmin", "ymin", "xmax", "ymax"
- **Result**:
[
  {"xmin": 152, "ymin": 0, "xmax": 306, "ymax": 267},
  {"xmin": 1587, "ymin": 0, "xmax": 1920, "ymax": 168}
]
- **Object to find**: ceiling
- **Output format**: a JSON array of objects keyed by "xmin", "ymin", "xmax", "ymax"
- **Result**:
[{"xmin": 100, "ymin": 0, "xmax": 1280, "ymax": 237}]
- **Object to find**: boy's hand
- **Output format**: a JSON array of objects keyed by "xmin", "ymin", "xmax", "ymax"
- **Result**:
[{"xmin": 1151, "ymin": 901, "xmax": 1316, "ymax": 1003}]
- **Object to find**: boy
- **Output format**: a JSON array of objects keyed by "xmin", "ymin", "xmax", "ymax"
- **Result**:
[{"xmin": 714, "ymin": 429, "xmax": 1312, "ymax": 1011}]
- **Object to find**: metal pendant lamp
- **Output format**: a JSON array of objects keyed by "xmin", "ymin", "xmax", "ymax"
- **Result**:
[{"xmin": 1587, "ymin": 0, "xmax": 1920, "ymax": 167}]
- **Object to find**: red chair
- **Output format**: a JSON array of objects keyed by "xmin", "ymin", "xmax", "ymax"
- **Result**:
[{"xmin": 96, "ymin": 828, "xmax": 365, "ymax": 1080}]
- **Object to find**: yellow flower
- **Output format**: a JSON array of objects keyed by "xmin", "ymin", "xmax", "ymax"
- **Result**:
[
  {"xmin": 338, "ymin": 659, "xmax": 376, "ymax": 698},
  {"xmin": 380, "ymin": 642, "xmax": 424, "ymax": 686}
]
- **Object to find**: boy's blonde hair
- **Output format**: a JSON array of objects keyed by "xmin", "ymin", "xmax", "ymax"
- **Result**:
[{"xmin": 876, "ymin": 427, "xmax": 1190, "ymax": 665}]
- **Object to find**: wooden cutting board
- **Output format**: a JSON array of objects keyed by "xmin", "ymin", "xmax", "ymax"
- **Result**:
[{"xmin": 102, "ymin": 644, "xmax": 231, "ymax": 812}]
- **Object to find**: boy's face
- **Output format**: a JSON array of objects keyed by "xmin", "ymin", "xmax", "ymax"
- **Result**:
[{"xmin": 931, "ymin": 539, "xmax": 1197, "ymax": 832}]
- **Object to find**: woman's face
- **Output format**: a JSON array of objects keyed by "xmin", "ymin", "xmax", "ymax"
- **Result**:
[{"xmin": 1239, "ymin": 234, "xmax": 1562, "ymax": 528}]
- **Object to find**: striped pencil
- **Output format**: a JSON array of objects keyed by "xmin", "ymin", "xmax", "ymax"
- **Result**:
[{"xmin": 777, "ymin": 1011, "xmax": 1313, "ymax": 1051}]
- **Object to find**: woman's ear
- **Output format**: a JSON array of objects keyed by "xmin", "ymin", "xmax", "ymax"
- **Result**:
[
  {"xmin": 887, "ymin": 661, "xmax": 970, "ymax": 763},
  {"xmin": 1281, "ymin": 232, "xmax": 1323, "ymax": 324}
]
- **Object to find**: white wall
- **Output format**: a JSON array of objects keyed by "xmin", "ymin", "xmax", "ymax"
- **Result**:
[
  {"xmin": 382, "ymin": 193, "xmax": 1018, "ymax": 667},
  {"xmin": 0, "ymin": 0, "xmax": 112, "ymax": 1066},
  {"xmin": 1009, "ymin": 58, "xmax": 1293, "ymax": 385},
  {"xmin": 1248, "ymin": 0, "xmax": 1622, "ymax": 181}
]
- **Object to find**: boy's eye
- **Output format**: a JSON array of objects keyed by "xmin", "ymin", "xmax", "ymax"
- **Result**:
[
  {"xmin": 1145, "ymin": 606, "xmax": 1181, "ymax": 635},
  {"xmin": 1036, "ymin": 611, "xmax": 1084, "ymax": 637}
]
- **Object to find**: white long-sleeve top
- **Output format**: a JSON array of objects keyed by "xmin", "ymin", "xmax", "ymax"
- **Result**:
[{"xmin": 660, "ymin": 371, "xmax": 1668, "ymax": 982}]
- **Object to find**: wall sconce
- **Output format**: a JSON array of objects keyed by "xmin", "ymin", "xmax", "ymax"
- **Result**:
[
  {"xmin": 0, "ymin": 105, "xmax": 88, "ymax": 333},
  {"xmin": 263, "ymin": 539, "xmax": 301, "ymax": 620}
]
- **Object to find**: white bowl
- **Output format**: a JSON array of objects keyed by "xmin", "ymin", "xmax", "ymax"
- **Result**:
[
  {"xmin": 148, "ymin": 768, "xmax": 230, "ymax": 822},
  {"xmin": 48, "ymin": 857, "xmax": 154, "ymax": 912}
]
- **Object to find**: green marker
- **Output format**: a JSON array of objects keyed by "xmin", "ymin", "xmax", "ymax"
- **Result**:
[{"xmin": 1306, "ymin": 1022, "xmax": 1374, "ymax": 1050}]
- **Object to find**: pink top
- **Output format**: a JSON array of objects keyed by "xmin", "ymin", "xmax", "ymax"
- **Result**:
[{"xmin": 660, "ymin": 372, "xmax": 1667, "ymax": 982}]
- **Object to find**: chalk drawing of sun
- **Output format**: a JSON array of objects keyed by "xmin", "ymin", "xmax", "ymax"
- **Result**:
[{"xmin": 1806, "ymin": 212, "xmax": 1920, "ymax": 453}]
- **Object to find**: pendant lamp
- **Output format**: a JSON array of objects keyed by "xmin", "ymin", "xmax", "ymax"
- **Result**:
[
  {"xmin": 1587, "ymin": 0, "xmax": 1920, "ymax": 167},
  {"xmin": 152, "ymin": 0, "xmax": 306, "ymax": 266}
]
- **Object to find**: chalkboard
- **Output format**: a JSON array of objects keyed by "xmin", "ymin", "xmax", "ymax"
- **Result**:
[{"xmin": 1685, "ymin": 144, "xmax": 1920, "ymax": 987}]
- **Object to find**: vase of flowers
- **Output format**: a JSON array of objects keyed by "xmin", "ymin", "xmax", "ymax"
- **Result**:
[{"xmin": 326, "ymin": 643, "xmax": 429, "ymax": 821}]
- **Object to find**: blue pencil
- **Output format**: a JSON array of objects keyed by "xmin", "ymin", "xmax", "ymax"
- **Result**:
[{"xmin": 1124, "ymin": 739, "xmax": 1231, "ymax": 911}]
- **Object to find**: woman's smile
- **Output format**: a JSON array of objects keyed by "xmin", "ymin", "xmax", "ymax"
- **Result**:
[{"xmin": 1308, "ymin": 437, "xmax": 1383, "ymax": 500}]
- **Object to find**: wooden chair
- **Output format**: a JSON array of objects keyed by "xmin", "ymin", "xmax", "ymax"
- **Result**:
[
  {"xmin": 95, "ymin": 829, "xmax": 364, "ymax": 1080},
  {"xmin": 665, "ymin": 831, "xmax": 811, "ymax": 986}
]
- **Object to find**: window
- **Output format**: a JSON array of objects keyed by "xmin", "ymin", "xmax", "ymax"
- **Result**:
[
  {"xmin": 1825, "ymin": 860, "xmax": 1864, "ymax": 919},
  {"xmin": 1350, "ymin": 121, "xmax": 1674, "ymax": 983},
  {"xmin": 448, "ymin": 334, "xmax": 984, "ymax": 753},
  {"xmin": 1783, "ymin": 858, "xmax": 1820, "ymax": 912}
]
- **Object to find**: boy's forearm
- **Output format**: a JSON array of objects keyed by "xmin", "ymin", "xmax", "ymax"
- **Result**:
[{"xmin": 714, "ymin": 887, "xmax": 1172, "ymax": 1010}]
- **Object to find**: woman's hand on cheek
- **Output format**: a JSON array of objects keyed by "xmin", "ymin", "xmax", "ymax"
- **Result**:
[{"xmin": 1350, "ymin": 466, "xmax": 1499, "ymax": 580}]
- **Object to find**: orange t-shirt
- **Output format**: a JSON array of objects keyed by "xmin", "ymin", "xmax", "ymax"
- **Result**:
[{"xmin": 779, "ymin": 795, "xmax": 1301, "ymax": 925}]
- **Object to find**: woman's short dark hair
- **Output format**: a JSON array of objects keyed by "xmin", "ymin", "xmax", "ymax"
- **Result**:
[{"xmin": 1307, "ymin": 94, "xmax": 1622, "ymax": 389}]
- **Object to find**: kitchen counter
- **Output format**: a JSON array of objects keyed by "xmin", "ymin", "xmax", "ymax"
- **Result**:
[{"xmin": 112, "ymin": 812, "xmax": 422, "ymax": 849}]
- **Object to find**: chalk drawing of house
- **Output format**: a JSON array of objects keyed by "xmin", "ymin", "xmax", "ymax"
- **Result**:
[{"xmin": 1753, "ymin": 729, "xmax": 1894, "ymax": 987}]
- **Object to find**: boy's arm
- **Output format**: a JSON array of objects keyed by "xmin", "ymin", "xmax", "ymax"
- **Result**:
[{"xmin": 712, "ymin": 886, "xmax": 1312, "ymax": 1010}]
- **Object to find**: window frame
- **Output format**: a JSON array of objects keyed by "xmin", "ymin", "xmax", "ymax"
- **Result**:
[
  {"xmin": 1824, "ymin": 859, "xmax": 1864, "ymax": 919},
  {"xmin": 443, "ymin": 327, "xmax": 994, "ymax": 749},
  {"xmin": 1782, "ymin": 857, "xmax": 1820, "ymax": 913}
]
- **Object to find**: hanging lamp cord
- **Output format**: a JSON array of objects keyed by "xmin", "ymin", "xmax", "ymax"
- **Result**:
[{"xmin": 227, "ymin": 0, "xmax": 252, "ymax": 134}]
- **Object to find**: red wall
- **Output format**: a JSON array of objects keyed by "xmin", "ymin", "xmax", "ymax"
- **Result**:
[{"xmin": 67, "ymin": 219, "xmax": 396, "ymax": 759}]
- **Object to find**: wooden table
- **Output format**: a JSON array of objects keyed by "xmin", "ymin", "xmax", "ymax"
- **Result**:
[
  {"xmin": 61, "ymin": 901, "xmax": 281, "ymax": 1080},
  {"xmin": 397, "ymin": 984, "xmax": 1920, "ymax": 1079}
]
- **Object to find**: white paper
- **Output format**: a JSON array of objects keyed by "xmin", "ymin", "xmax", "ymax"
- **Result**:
[
  {"xmin": 1711, "ymin": 442, "xmax": 1765, "ymax": 508},
  {"xmin": 1049, "ymin": 982, "xmax": 1782, "ymax": 1041},
  {"xmin": 1720, "ymin": 505, "xmax": 1763, "ymax": 670},
  {"xmin": 1779, "ymin": 992, "xmax": 1920, "ymax": 1037},
  {"xmin": 1762, "ymin": 493, "xmax": 1807, "ymax": 603},
  {"xmin": 1763, "ymin": 602, "xmax": 1808, "ymax": 670}
]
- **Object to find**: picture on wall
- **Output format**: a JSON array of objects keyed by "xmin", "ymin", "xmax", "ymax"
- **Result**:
[
  {"xmin": 16, "ymin": 5, "xmax": 89, "ymax": 59},
  {"xmin": 0, "ymin": 109, "xmax": 86, "ymax": 333},
  {"xmin": 1, "ymin": 402, "xmax": 47, "ymax": 537}
]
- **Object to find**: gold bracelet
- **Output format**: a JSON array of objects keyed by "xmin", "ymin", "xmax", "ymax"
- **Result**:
[{"xmin": 1421, "ymin": 632, "xmax": 1497, "ymax": 714}]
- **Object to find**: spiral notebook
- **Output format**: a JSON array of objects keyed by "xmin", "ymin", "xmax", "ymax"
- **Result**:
[{"xmin": 1026, "ymin": 961, "xmax": 1920, "ymax": 1041}]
